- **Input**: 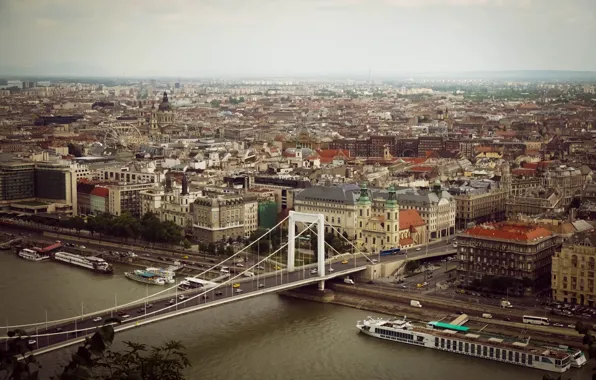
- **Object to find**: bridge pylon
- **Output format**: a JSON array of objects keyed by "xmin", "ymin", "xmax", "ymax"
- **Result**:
[{"xmin": 287, "ymin": 211, "xmax": 325, "ymax": 279}]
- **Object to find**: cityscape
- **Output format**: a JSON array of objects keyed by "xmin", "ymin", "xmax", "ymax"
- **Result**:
[{"xmin": 1, "ymin": 1, "xmax": 596, "ymax": 380}]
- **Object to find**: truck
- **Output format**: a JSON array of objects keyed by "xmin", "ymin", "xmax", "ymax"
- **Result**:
[
  {"xmin": 410, "ymin": 300, "xmax": 422, "ymax": 308},
  {"xmin": 500, "ymin": 300, "xmax": 512, "ymax": 308},
  {"xmin": 344, "ymin": 277, "xmax": 355, "ymax": 285}
]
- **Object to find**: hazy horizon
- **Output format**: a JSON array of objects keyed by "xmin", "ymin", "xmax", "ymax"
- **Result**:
[{"xmin": 1, "ymin": 0, "xmax": 595, "ymax": 77}]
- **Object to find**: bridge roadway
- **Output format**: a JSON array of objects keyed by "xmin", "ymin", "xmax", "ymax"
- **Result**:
[{"xmin": 10, "ymin": 265, "xmax": 367, "ymax": 356}]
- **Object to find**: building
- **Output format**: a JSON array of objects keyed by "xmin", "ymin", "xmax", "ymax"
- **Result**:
[
  {"xmin": 107, "ymin": 182, "xmax": 155, "ymax": 217},
  {"xmin": 34, "ymin": 161, "xmax": 77, "ymax": 210},
  {"xmin": 95, "ymin": 166, "xmax": 162, "ymax": 184},
  {"xmin": 551, "ymin": 233, "xmax": 596, "ymax": 306},
  {"xmin": 0, "ymin": 162, "xmax": 35, "ymax": 203},
  {"xmin": 451, "ymin": 181, "xmax": 507, "ymax": 230},
  {"xmin": 191, "ymin": 193, "xmax": 258, "ymax": 243},
  {"xmin": 457, "ymin": 222, "xmax": 560, "ymax": 294},
  {"xmin": 141, "ymin": 175, "xmax": 201, "ymax": 231}
]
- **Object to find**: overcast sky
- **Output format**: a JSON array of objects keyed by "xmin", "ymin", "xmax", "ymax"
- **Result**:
[{"xmin": 1, "ymin": 0, "xmax": 595, "ymax": 77}]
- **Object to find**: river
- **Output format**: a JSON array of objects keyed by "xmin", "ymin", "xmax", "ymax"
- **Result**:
[{"xmin": 0, "ymin": 252, "xmax": 590, "ymax": 380}]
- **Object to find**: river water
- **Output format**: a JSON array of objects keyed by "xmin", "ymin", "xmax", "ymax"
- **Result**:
[{"xmin": 0, "ymin": 252, "xmax": 590, "ymax": 380}]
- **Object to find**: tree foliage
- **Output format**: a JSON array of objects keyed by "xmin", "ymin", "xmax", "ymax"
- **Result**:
[{"xmin": 0, "ymin": 322, "xmax": 191, "ymax": 380}]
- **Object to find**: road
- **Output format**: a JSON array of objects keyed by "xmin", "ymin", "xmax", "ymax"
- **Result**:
[{"xmin": 9, "ymin": 262, "xmax": 362, "ymax": 352}]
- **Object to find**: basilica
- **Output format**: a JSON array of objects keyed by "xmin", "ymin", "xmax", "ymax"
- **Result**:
[{"xmin": 147, "ymin": 91, "xmax": 175, "ymax": 136}]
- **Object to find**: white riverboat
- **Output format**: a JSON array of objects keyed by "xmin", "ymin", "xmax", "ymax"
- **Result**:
[
  {"xmin": 357, "ymin": 317, "xmax": 572, "ymax": 373},
  {"xmin": 53, "ymin": 252, "xmax": 113, "ymax": 273},
  {"xmin": 18, "ymin": 248, "xmax": 49, "ymax": 262}
]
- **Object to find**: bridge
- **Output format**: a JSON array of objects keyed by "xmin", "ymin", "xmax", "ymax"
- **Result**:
[{"xmin": 1, "ymin": 211, "xmax": 457, "ymax": 355}]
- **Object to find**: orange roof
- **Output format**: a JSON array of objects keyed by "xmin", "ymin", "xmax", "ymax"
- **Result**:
[
  {"xmin": 523, "ymin": 161, "xmax": 552, "ymax": 169},
  {"xmin": 316, "ymin": 149, "xmax": 350, "ymax": 158},
  {"xmin": 401, "ymin": 157, "xmax": 426, "ymax": 164},
  {"xmin": 90, "ymin": 187, "xmax": 109, "ymax": 197},
  {"xmin": 409, "ymin": 166, "xmax": 434, "ymax": 172},
  {"xmin": 463, "ymin": 223, "xmax": 552, "ymax": 242},
  {"xmin": 399, "ymin": 209, "xmax": 425, "ymax": 230}
]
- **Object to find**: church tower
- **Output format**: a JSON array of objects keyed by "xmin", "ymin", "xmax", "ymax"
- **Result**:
[
  {"xmin": 501, "ymin": 162, "xmax": 511, "ymax": 197},
  {"xmin": 357, "ymin": 183, "xmax": 371, "ymax": 242},
  {"xmin": 384, "ymin": 185, "xmax": 400, "ymax": 249},
  {"xmin": 149, "ymin": 102, "xmax": 159, "ymax": 135}
]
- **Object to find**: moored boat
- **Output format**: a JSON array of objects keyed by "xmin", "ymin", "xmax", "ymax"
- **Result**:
[
  {"xmin": 145, "ymin": 267, "xmax": 176, "ymax": 283},
  {"xmin": 53, "ymin": 251, "xmax": 113, "ymax": 273},
  {"xmin": 18, "ymin": 248, "xmax": 49, "ymax": 262},
  {"xmin": 357, "ymin": 316, "xmax": 572, "ymax": 373},
  {"xmin": 125, "ymin": 270, "xmax": 166, "ymax": 285}
]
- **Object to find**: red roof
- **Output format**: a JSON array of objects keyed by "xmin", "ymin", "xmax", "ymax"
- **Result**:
[
  {"xmin": 409, "ymin": 166, "xmax": 434, "ymax": 172},
  {"xmin": 463, "ymin": 223, "xmax": 552, "ymax": 242},
  {"xmin": 401, "ymin": 157, "xmax": 427, "ymax": 165},
  {"xmin": 400, "ymin": 237, "xmax": 414, "ymax": 246},
  {"xmin": 90, "ymin": 187, "xmax": 109, "ymax": 197},
  {"xmin": 523, "ymin": 161, "xmax": 552, "ymax": 169},
  {"xmin": 399, "ymin": 209, "xmax": 425, "ymax": 230},
  {"xmin": 316, "ymin": 149, "xmax": 350, "ymax": 158}
]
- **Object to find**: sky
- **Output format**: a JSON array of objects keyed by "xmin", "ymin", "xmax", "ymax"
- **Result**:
[{"xmin": 0, "ymin": 0, "xmax": 595, "ymax": 77}]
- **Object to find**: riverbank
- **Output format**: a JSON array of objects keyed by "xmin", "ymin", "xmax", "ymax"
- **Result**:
[{"xmin": 280, "ymin": 286, "xmax": 586, "ymax": 350}]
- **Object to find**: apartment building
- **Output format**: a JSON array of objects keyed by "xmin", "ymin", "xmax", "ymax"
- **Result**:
[
  {"xmin": 551, "ymin": 233, "xmax": 596, "ymax": 306},
  {"xmin": 191, "ymin": 193, "xmax": 258, "ymax": 243},
  {"xmin": 95, "ymin": 166, "xmax": 162, "ymax": 184},
  {"xmin": 457, "ymin": 222, "xmax": 560, "ymax": 294},
  {"xmin": 451, "ymin": 181, "xmax": 507, "ymax": 230},
  {"xmin": 107, "ymin": 182, "xmax": 155, "ymax": 217}
]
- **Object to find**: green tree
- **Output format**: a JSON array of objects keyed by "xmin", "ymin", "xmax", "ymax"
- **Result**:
[
  {"xmin": 182, "ymin": 238, "xmax": 192, "ymax": 250},
  {"xmin": 224, "ymin": 245, "xmax": 234, "ymax": 256},
  {"xmin": 405, "ymin": 260, "xmax": 420, "ymax": 273},
  {"xmin": 573, "ymin": 321, "xmax": 596, "ymax": 380},
  {"xmin": 216, "ymin": 244, "xmax": 226, "ymax": 256},
  {"xmin": 207, "ymin": 242, "xmax": 216, "ymax": 255},
  {"xmin": 210, "ymin": 99, "xmax": 220, "ymax": 108},
  {"xmin": 0, "ymin": 322, "xmax": 190, "ymax": 380}
]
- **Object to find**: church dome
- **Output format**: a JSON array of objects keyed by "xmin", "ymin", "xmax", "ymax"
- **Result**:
[{"xmin": 158, "ymin": 91, "xmax": 173, "ymax": 111}]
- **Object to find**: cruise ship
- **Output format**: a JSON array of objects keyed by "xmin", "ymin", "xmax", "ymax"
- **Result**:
[
  {"xmin": 145, "ymin": 267, "xmax": 176, "ymax": 283},
  {"xmin": 357, "ymin": 317, "xmax": 573, "ymax": 373},
  {"xmin": 125, "ymin": 270, "xmax": 166, "ymax": 285},
  {"xmin": 18, "ymin": 248, "xmax": 49, "ymax": 262},
  {"xmin": 53, "ymin": 252, "xmax": 113, "ymax": 273}
]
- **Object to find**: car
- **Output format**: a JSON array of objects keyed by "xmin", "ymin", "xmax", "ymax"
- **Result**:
[
  {"xmin": 257, "ymin": 265, "xmax": 265, "ymax": 270},
  {"xmin": 117, "ymin": 311, "xmax": 126, "ymax": 316},
  {"xmin": 178, "ymin": 295, "xmax": 186, "ymax": 300},
  {"xmin": 371, "ymin": 259, "xmax": 378, "ymax": 263},
  {"xmin": 122, "ymin": 314, "xmax": 131, "ymax": 319},
  {"xmin": 215, "ymin": 291, "xmax": 223, "ymax": 296},
  {"xmin": 146, "ymin": 303, "xmax": 153, "ymax": 308},
  {"xmin": 28, "ymin": 339, "xmax": 36, "ymax": 345},
  {"xmin": 93, "ymin": 317, "xmax": 102, "ymax": 322},
  {"xmin": 553, "ymin": 323, "xmax": 565, "ymax": 327},
  {"xmin": 416, "ymin": 248, "xmax": 421, "ymax": 251},
  {"xmin": 328, "ymin": 267, "xmax": 334, "ymax": 272},
  {"xmin": 137, "ymin": 308, "xmax": 144, "ymax": 313},
  {"xmin": 168, "ymin": 299, "xmax": 175, "ymax": 304},
  {"xmin": 235, "ymin": 289, "xmax": 243, "ymax": 293},
  {"xmin": 568, "ymin": 324, "xmax": 576, "ymax": 329},
  {"xmin": 236, "ymin": 263, "xmax": 244, "ymax": 267},
  {"xmin": 341, "ymin": 260, "xmax": 349, "ymax": 264},
  {"xmin": 55, "ymin": 327, "xmax": 63, "ymax": 332},
  {"xmin": 258, "ymin": 283, "xmax": 265, "ymax": 288},
  {"xmin": 233, "ymin": 283, "xmax": 240, "ymax": 288},
  {"xmin": 274, "ymin": 265, "xmax": 281, "ymax": 270},
  {"xmin": 80, "ymin": 246, "xmax": 86, "ymax": 249},
  {"xmin": 310, "ymin": 269, "xmax": 318, "ymax": 274}
]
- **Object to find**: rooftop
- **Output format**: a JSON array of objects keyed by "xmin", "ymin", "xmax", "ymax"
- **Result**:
[{"xmin": 463, "ymin": 222, "xmax": 553, "ymax": 242}]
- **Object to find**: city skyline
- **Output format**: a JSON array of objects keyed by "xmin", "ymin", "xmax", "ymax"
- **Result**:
[{"xmin": 1, "ymin": 0, "xmax": 595, "ymax": 77}]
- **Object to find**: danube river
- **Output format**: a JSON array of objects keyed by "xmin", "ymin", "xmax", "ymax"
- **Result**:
[{"xmin": 0, "ymin": 252, "xmax": 590, "ymax": 380}]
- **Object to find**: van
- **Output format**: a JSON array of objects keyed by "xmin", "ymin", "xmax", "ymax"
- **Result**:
[
  {"xmin": 410, "ymin": 300, "xmax": 422, "ymax": 308},
  {"xmin": 482, "ymin": 313, "xmax": 493, "ymax": 319}
]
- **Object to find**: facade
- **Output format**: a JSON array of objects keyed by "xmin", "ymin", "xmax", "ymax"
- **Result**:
[
  {"xmin": 191, "ymin": 193, "xmax": 258, "ymax": 243},
  {"xmin": 452, "ymin": 186, "xmax": 508, "ymax": 230},
  {"xmin": 34, "ymin": 162, "xmax": 77, "ymax": 211},
  {"xmin": 0, "ymin": 162, "xmax": 35, "ymax": 203},
  {"xmin": 456, "ymin": 222, "xmax": 560, "ymax": 294},
  {"xmin": 107, "ymin": 182, "xmax": 155, "ymax": 217},
  {"xmin": 551, "ymin": 234, "xmax": 596, "ymax": 306},
  {"xmin": 90, "ymin": 187, "xmax": 109, "ymax": 214},
  {"xmin": 95, "ymin": 167, "xmax": 162, "ymax": 184}
]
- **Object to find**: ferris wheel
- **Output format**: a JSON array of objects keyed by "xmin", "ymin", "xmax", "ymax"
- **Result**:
[{"xmin": 102, "ymin": 123, "xmax": 147, "ymax": 149}]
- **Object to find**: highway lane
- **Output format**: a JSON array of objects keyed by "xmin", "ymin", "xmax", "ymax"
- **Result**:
[{"xmin": 9, "ymin": 262, "xmax": 361, "ymax": 352}]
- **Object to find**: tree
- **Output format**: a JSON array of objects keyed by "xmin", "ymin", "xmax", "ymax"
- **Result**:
[
  {"xmin": 0, "ymin": 323, "xmax": 190, "ymax": 380},
  {"xmin": 207, "ymin": 242, "xmax": 216, "ymax": 255},
  {"xmin": 405, "ymin": 260, "xmax": 420, "ymax": 273},
  {"xmin": 224, "ymin": 245, "xmax": 234, "ymax": 256},
  {"xmin": 574, "ymin": 321, "xmax": 596, "ymax": 380},
  {"xmin": 182, "ymin": 238, "xmax": 192, "ymax": 250},
  {"xmin": 216, "ymin": 244, "xmax": 225, "ymax": 256}
]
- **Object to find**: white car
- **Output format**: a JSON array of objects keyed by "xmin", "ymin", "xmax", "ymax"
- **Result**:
[
  {"xmin": 257, "ymin": 265, "xmax": 265, "ymax": 270},
  {"xmin": 28, "ymin": 339, "xmax": 36, "ymax": 345},
  {"xmin": 93, "ymin": 317, "xmax": 102, "ymax": 322},
  {"xmin": 178, "ymin": 295, "xmax": 186, "ymax": 300},
  {"xmin": 121, "ymin": 314, "xmax": 131, "ymax": 319},
  {"xmin": 258, "ymin": 283, "xmax": 265, "ymax": 288},
  {"xmin": 310, "ymin": 269, "xmax": 318, "ymax": 274},
  {"xmin": 236, "ymin": 263, "xmax": 244, "ymax": 267},
  {"xmin": 328, "ymin": 267, "xmax": 335, "ymax": 272},
  {"xmin": 235, "ymin": 289, "xmax": 243, "ymax": 293}
]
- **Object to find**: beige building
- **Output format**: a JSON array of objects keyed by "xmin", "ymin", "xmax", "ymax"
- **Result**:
[
  {"xmin": 191, "ymin": 193, "xmax": 258, "ymax": 243},
  {"xmin": 551, "ymin": 234, "xmax": 596, "ymax": 306},
  {"xmin": 107, "ymin": 182, "xmax": 155, "ymax": 217},
  {"xmin": 453, "ymin": 188, "xmax": 507, "ymax": 230}
]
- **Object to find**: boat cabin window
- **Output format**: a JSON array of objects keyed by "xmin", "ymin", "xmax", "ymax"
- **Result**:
[
  {"xmin": 502, "ymin": 350, "xmax": 506, "ymax": 360},
  {"xmin": 440, "ymin": 338, "xmax": 445, "ymax": 348},
  {"xmin": 446, "ymin": 340, "xmax": 451, "ymax": 349},
  {"xmin": 489, "ymin": 347, "xmax": 494, "ymax": 357},
  {"xmin": 515, "ymin": 352, "xmax": 520, "ymax": 363},
  {"xmin": 555, "ymin": 359, "xmax": 561, "ymax": 366},
  {"xmin": 508, "ymin": 351, "xmax": 513, "ymax": 361},
  {"xmin": 458, "ymin": 342, "xmax": 463, "ymax": 351},
  {"xmin": 464, "ymin": 343, "xmax": 469, "ymax": 353},
  {"xmin": 483, "ymin": 346, "xmax": 487, "ymax": 357},
  {"xmin": 470, "ymin": 343, "xmax": 475, "ymax": 354},
  {"xmin": 496, "ymin": 348, "xmax": 500, "ymax": 358},
  {"xmin": 435, "ymin": 337, "xmax": 439, "ymax": 347},
  {"xmin": 417, "ymin": 336, "xmax": 424, "ymax": 343},
  {"xmin": 541, "ymin": 356, "xmax": 553, "ymax": 364},
  {"xmin": 528, "ymin": 355, "xmax": 533, "ymax": 365}
]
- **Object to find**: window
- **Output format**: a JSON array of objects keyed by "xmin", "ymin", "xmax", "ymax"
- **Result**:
[
  {"xmin": 521, "ymin": 353, "xmax": 526, "ymax": 364},
  {"xmin": 441, "ymin": 338, "xmax": 445, "ymax": 348},
  {"xmin": 483, "ymin": 346, "xmax": 487, "ymax": 356},
  {"xmin": 447, "ymin": 340, "xmax": 451, "ymax": 350},
  {"xmin": 470, "ymin": 344, "xmax": 475, "ymax": 354},
  {"xmin": 528, "ymin": 355, "xmax": 533, "ymax": 365},
  {"xmin": 508, "ymin": 351, "xmax": 513, "ymax": 361},
  {"xmin": 458, "ymin": 342, "xmax": 463, "ymax": 352},
  {"xmin": 489, "ymin": 347, "xmax": 494, "ymax": 357},
  {"xmin": 435, "ymin": 337, "xmax": 439, "ymax": 347},
  {"xmin": 465, "ymin": 343, "xmax": 469, "ymax": 353},
  {"xmin": 515, "ymin": 352, "xmax": 520, "ymax": 363}
]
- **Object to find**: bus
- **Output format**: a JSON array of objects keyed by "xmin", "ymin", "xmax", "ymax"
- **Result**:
[
  {"xmin": 522, "ymin": 315, "xmax": 550, "ymax": 326},
  {"xmin": 380, "ymin": 248, "xmax": 401, "ymax": 256}
]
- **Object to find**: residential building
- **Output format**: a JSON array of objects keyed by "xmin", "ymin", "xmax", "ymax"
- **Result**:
[
  {"xmin": 451, "ymin": 182, "xmax": 508, "ymax": 230},
  {"xmin": 107, "ymin": 182, "xmax": 155, "ymax": 217},
  {"xmin": 0, "ymin": 161, "xmax": 35, "ymax": 203},
  {"xmin": 457, "ymin": 222, "xmax": 560, "ymax": 294},
  {"xmin": 191, "ymin": 193, "xmax": 258, "ymax": 243},
  {"xmin": 551, "ymin": 233, "xmax": 596, "ymax": 306}
]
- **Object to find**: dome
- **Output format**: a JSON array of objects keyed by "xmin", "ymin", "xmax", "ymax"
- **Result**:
[{"xmin": 158, "ymin": 91, "xmax": 173, "ymax": 111}]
